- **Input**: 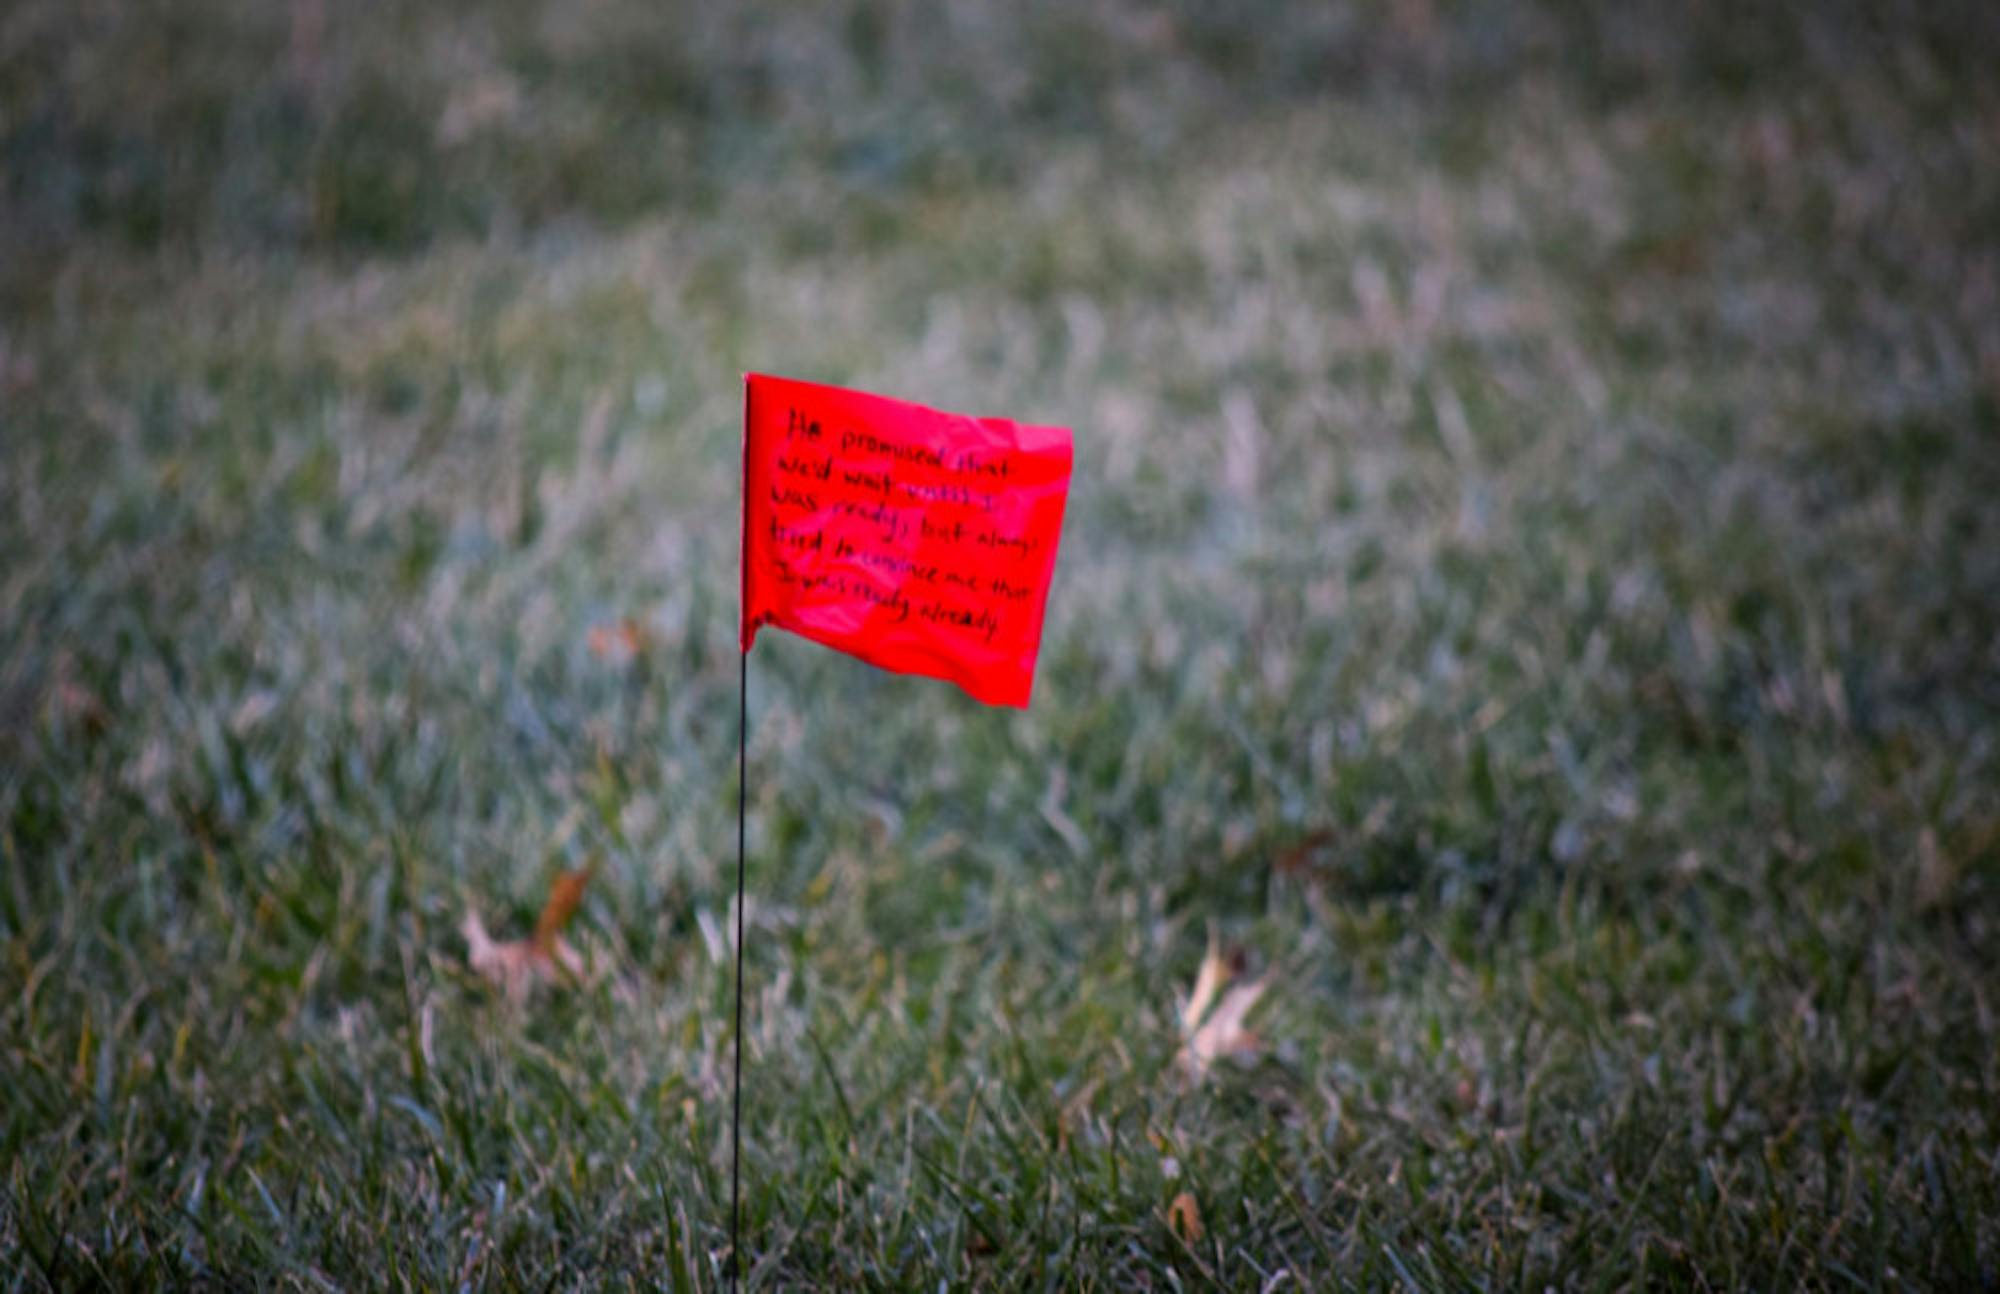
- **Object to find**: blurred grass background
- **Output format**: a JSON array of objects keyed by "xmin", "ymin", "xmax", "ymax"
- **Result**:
[{"xmin": 4, "ymin": 0, "xmax": 1999, "ymax": 1286}]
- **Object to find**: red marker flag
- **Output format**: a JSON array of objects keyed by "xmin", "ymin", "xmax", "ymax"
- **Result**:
[{"xmin": 741, "ymin": 373, "xmax": 1073, "ymax": 707}]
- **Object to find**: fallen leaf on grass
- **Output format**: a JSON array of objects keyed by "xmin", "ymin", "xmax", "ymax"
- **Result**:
[
  {"xmin": 1189, "ymin": 980, "xmax": 1266, "ymax": 1076},
  {"xmin": 586, "ymin": 619, "xmax": 649, "ymax": 666},
  {"xmin": 1167, "ymin": 1191, "xmax": 1204, "ymax": 1245},
  {"xmin": 463, "ymin": 867, "xmax": 594, "ymax": 1002},
  {"xmin": 1179, "ymin": 929, "xmax": 1267, "ymax": 1082},
  {"xmin": 532, "ymin": 866, "xmax": 591, "ymax": 953},
  {"xmin": 1180, "ymin": 933, "xmax": 1230, "ymax": 1038}
]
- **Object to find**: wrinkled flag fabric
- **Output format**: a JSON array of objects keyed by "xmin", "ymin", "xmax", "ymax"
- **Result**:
[{"xmin": 741, "ymin": 373, "xmax": 1072, "ymax": 707}]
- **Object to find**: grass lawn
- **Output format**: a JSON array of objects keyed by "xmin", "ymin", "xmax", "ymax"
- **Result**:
[{"xmin": 4, "ymin": 1, "xmax": 1998, "ymax": 1287}]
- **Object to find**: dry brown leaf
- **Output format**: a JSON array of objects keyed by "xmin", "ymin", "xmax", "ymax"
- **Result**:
[
  {"xmin": 533, "ymin": 866, "xmax": 592, "ymax": 954},
  {"xmin": 1188, "ymin": 979, "xmax": 1266, "ymax": 1075},
  {"xmin": 1180, "ymin": 929, "xmax": 1267, "ymax": 1081},
  {"xmin": 1180, "ymin": 930, "xmax": 1229, "ymax": 1036},
  {"xmin": 586, "ymin": 619, "xmax": 648, "ymax": 666},
  {"xmin": 462, "ymin": 909, "xmax": 534, "ymax": 1001},
  {"xmin": 463, "ymin": 868, "xmax": 593, "ymax": 1002},
  {"xmin": 1167, "ymin": 1191, "xmax": 1204, "ymax": 1245}
]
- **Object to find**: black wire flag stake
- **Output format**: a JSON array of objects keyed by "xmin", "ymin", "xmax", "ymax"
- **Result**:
[
  {"xmin": 726, "ymin": 373, "xmax": 1073, "ymax": 1285},
  {"xmin": 729, "ymin": 647, "xmax": 748, "ymax": 1286}
]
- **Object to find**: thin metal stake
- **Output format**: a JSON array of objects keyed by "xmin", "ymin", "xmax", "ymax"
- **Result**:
[{"xmin": 730, "ymin": 649, "xmax": 748, "ymax": 1287}]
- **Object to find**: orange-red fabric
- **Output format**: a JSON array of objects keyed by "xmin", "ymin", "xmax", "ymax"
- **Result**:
[{"xmin": 741, "ymin": 373, "xmax": 1072, "ymax": 707}]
